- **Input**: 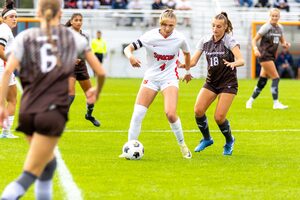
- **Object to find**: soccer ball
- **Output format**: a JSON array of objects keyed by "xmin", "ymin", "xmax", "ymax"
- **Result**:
[{"xmin": 122, "ymin": 140, "xmax": 144, "ymax": 160}]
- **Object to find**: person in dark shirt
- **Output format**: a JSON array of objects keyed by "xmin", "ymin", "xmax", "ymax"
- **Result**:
[
  {"xmin": 0, "ymin": 0, "xmax": 105, "ymax": 199},
  {"xmin": 185, "ymin": 12, "xmax": 244, "ymax": 156},
  {"xmin": 276, "ymin": 46, "xmax": 295, "ymax": 78},
  {"xmin": 246, "ymin": 8, "xmax": 290, "ymax": 109},
  {"xmin": 65, "ymin": 13, "xmax": 101, "ymax": 127}
]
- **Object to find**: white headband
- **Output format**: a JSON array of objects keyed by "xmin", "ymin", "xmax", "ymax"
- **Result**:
[{"xmin": 2, "ymin": 9, "xmax": 17, "ymax": 18}]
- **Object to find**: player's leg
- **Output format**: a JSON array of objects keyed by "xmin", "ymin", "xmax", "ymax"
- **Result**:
[
  {"xmin": 1, "ymin": 134, "xmax": 58, "ymax": 199},
  {"xmin": 263, "ymin": 61, "xmax": 288, "ymax": 109},
  {"xmin": 128, "ymin": 84, "xmax": 158, "ymax": 141},
  {"xmin": 1, "ymin": 83, "xmax": 18, "ymax": 138},
  {"xmin": 162, "ymin": 84, "xmax": 191, "ymax": 159},
  {"xmin": 194, "ymin": 88, "xmax": 217, "ymax": 152},
  {"xmin": 79, "ymin": 79, "xmax": 100, "ymax": 127},
  {"xmin": 215, "ymin": 93, "xmax": 235, "ymax": 155},
  {"xmin": 246, "ymin": 64, "xmax": 268, "ymax": 108},
  {"xmin": 68, "ymin": 77, "xmax": 76, "ymax": 109}
]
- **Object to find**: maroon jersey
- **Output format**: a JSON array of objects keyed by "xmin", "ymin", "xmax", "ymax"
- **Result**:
[
  {"xmin": 12, "ymin": 26, "xmax": 91, "ymax": 114},
  {"xmin": 257, "ymin": 22, "xmax": 283, "ymax": 62},
  {"xmin": 196, "ymin": 33, "xmax": 239, "ymax": 90}
]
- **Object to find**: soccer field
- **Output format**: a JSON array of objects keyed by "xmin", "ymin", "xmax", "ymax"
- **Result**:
[{"xmin": 1, "ymin": 78, "xmax": 300, "ymax": 199}]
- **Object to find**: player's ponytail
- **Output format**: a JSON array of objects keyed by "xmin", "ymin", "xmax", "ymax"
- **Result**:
[
  {"xmin": 216, "ymin": 12, "xmax": 233, "ymax": 34},
  {"xmin": 40, "ymin": 0, "xmax": 61, "ymax": 67}
]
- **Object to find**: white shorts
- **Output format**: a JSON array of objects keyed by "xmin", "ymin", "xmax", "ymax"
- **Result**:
[
  {"xmin": 141, "ymin": 79, "xmax": 179, "ymax": 92},
  {"xmin": 0, "ymin": 70, "xmax": 16, "ymax": 86}
]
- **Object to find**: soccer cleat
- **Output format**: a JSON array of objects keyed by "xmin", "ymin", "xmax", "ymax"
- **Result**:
[
  {"xmin": 180, "ymin": 143, "xmax": 192, "ymax": 159},
  {"xmin": 246, "ymin": 99, "xmax": 253, "ymax": 109},
  {"xmin": 273, "ymin": 101, "xmax": 288, "ymax": 109},
  {"xmin": 0, "ymin": 131, "xmax": 19, "ymax": 139},
  {"xmin": 194, "ymin": 138, "xmax": 214, "ymax": 152},
  {"xmin": 85, "ymin": 114, "xmax": 101, "ymax": 127},
  {"xmin": 223, "ymin": 137, "xmax": 235, "ymax": 156}
]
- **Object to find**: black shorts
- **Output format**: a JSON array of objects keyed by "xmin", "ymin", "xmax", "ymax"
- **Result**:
[
  {"xmin": 204, "ymin": 82, "xmax": 238, "ymax": 95},
  {"xmin": 72, "ymin": 60, "xmax": 90, "ymax": 81},
  {"xmin": 95, "ymin": 53, "xmax": 103, "ymax": 63},
  {"xmin": 16, "ymin": 107, "xmax": 68, "ymax": 137},
  {"xmin": 258, "ymin": 54, "xmax": 275, "ymax": 63}
]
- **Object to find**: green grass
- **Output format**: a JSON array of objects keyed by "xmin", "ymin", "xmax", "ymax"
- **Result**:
[{"xmin": 1, "ymin": 78, "xmax": 300, "ymax": 199}]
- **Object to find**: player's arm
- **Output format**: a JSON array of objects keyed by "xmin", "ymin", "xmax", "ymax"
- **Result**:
[
  {"xmin": 252, "ymin": 33, "xmax": 262, "ymax": 57},
  {"xmin": 124, "ymin": 44, "xmax": 141, "ymax": 68},
  {"xmin": 182, "ymin": 51, "xmax": 192, "ymax": 83},
  {"xmin": 223, "ymin": 45, "xmax": 245, "ymax": 70},
  {"xmin": 0, "ymin": 45, "xmax": 7, "ymax": 61},
  {"xmin": 0, "ymin": 53, "xmax": 19, "ymax": 126},
  {"xmin": 85, "ymin": 50, "xmax": 106, "ymax": 101},
  {"xmin": 190, "ymin": 50, "xmax": 203, "ymax": 68}
]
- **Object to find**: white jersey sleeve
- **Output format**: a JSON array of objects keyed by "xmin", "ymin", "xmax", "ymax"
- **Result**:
[
  {"xmin": 69, "ymin": 29, "xmax": 91, "ymax": 58},
  {"xmin": 224, "ymin": 34, "xmax": 240, "ymax": 50},
  {"xmin": 11, "ymin": 30, "xmax": 26, "ymax": 62}
]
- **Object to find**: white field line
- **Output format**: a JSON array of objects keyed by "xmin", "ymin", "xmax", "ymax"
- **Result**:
[
  {"xmin": 64, "ymin": 129, "xmax": 300, "ymax": 133},
  {"xmin": 55, "ymin": 147, "xmax": 83, "ymax": 200},
  {"xmin": 16, "ymin": 80, "xmax": 82, "ymax": 200}
]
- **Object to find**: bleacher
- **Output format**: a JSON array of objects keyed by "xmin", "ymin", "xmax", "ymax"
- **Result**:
[{"xmin": 14, "ymin": 0, "xmax": 300, "ymax": 78}]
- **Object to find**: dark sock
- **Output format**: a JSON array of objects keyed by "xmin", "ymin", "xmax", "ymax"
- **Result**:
[
  {"xmin": 218, "ymin": 119, "xmax": 233, "ymax": 143},
  {"xmin": 271, "ymin": 78, "xmax": 279, "ymax": 100},
  {"xmin": 39, "ymin": 157, "xmax": 57, "ymax": 181},
  {"xmin": 16, "ymin": 171, "xmax": 37, "ymax": 191},
  {"xmin": 86, "ymin": 103, "xmax": 94, "ymax": 117},
  {"xmin": 195, "ymin": 115, "xmax": 211, "ymax": 140},
  {"xmin": 252, "ymin": 77, "xmax": 268, "ymax": 99}
]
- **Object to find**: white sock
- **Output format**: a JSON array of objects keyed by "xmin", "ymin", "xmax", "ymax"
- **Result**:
[
  {"xmin": 35, "ymin": 180, "xmax": 52, "ymax": 200},
  {"xmin": 1, "ymin": 181, "xmax": 25, "ymax": 199},
  {"xmin": 273, "ymin": 100, "xmax": 279, "ymax": 104},
  {"xmin": 2, "ymin": 115, "xmax": 14, "ymax": 133},
  {"xmin": 248, "ymin": 97, "xmax": 254, "ymax": 102},
  {"xmin": 170, "ymin": 118, "xmax": 184, "ymax": 145},
  {"xmin": 128, "ymin": 104, "xmax": 147, "ymax": 141}
]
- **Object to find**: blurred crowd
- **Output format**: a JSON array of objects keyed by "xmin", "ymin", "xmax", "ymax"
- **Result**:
[{"xmin": 237, "ymin": 0, "xmax": 300, "ymax": 12}]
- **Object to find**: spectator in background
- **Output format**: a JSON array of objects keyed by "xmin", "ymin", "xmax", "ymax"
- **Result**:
[
  {"xmin": 239, "ymin": 0, "xmax": 253, "ymax": 7},
  {"xmin": 111, "ymin": 0, "xmax": 127, "ymax": 9},
  {"xmin": 127, "ymin": 0, "xmax": 144, "ymax": 26},
  {"xmin": 100, "ymin": 0, "xmax": 112, "ymax": 6},
  {"xmin": 64, "ymin": 0, "xmax": 78, "ymax": 8},
  {"xmin": 91, "ymin": 30, "xmax": 107, "ymax": 64},
  {"xmin": 274, "ymin": 0, "xmax": 290, "ymax": 12},
  {"xmin": 254, "ymin": 0, "xmax": 271, "ymax": 8},
  {"xmin": 276, "ymin": 46, "xmax": 295, "ymax": 78},
  {"xmin": 176, "ymin": 0, "xmax": 192, "ymax": 27},
  {"xmin": 151, "ymin": 0, "xmax": 166, "ymax": 26},
  {"xmin": 77, "ymin": 0, "xmax": 100, "ymax": 9},
  {"xmin": 165, "ymin": 0, "xmax": 176, "ymax": 9}
]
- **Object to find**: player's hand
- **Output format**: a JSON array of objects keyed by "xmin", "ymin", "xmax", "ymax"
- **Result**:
[
  {"xmin": 223, "ymin": 59, "xmax": 236, "ymax": 70},
  {"xmin": 254, "ymin": 49, "xmax": 261, "ymax": 57},
  {"xmin": 0, "ymin": 106, "xmax": 9, "ymax": 128},
  {"xmin": 85, "ymin": 87, "xmax": 97, "ymax": 104},
  {"xmin": 282, "ymin": 42, "xmax": 291, "ymax": 48},
  {"xmin": 182, "ymin": 73, "xmax": 193, "ymax": 83},
  {"xmin": 129, "ymin": 56, "xmax": 141, "ymax": 68},
  {"xmin": 75, "ymin": 59, "xmax": 81, "ymax": 65}
]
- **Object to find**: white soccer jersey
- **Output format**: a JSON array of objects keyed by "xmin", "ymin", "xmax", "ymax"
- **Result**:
[
  {"xmin": 132, "ymin": 28, "xmax": 190, "ymax": 81},
  {"xmin": 0, "ymin": 23, "xmax": 14, "ymax": 67},
  {"xmin": 0, "ymin": 23, "xmax": 16, "ymax": 85}
]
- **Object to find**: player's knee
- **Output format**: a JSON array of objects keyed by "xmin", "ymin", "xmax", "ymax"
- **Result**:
[
  {"xmin": 165, "ymin": 112, "xmax": 177, "ymax": 123},
  {"xmin": 214, "ymin": 113, "xmax": 226, "ymax": 124},
  {"xmin": 257, "ymin": 76, "xmax": 268, "ymax": 89},
  {"xmin": 194, "ymin": 107, "xmax": 205, "ymax": 117}
]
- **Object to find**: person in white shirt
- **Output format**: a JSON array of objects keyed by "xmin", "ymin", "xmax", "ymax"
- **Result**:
[
  {"xmin": 0, "ymin": 0, "xmax": 18, "ymax": 139},
  {"xmin": 120, "ymin": 9, "xmax": 192, "ymax": 159}
]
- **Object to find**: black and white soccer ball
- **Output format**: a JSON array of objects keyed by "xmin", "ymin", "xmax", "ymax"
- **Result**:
[{"xmin": 122, "ymin": 140, "xmax": 144, "ymax": 160}]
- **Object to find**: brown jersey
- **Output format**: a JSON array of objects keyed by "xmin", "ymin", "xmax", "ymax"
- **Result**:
[
  {"xmin": 196, "ymin": 33, "xmax": 239, "ymax": 92},
  {"xmin": 12, "ymin": 26, "xmax": 91, "ymax": 114},
  {"xmin": 257, "ymin": 22, "xmax": 283, "ymax": 62}
]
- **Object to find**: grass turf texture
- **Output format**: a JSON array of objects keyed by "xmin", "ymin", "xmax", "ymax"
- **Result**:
[{"xmin": 0, "ymin": 78, "xmax": 300, "ymax": 199}]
